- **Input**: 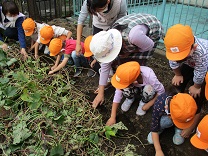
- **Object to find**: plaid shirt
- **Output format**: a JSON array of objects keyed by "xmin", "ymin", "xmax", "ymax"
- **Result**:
[
  {"xmin": 169, "ymin": 37, "xmax": 208, "ymax": 84},
  {"xmin": 111, "ymin": 13, "xmax": 164, "ymax": 59}
]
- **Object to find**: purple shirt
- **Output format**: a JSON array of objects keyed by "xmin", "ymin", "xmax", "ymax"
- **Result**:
[{"xmin": 113, "ymin": 66, "xmax": 165, "ymax": 103}]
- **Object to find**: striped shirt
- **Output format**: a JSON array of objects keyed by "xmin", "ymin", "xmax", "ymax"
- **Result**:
[
  {"xmin": 169, "ymin": 37, "xmax": 208, "ymax": 84},
  {"xmin": 111, "ymin": 13, "xmax": 164, "ymax": 59}
]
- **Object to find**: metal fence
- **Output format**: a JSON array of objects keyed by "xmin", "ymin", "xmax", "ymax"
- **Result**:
[
  {"xmin": 73, "ymin": 0, "xmax": 208, "ymax": 39},
  {"xmin": 2, "ymin": 0, "xmax": 207, "ymax": 39}
]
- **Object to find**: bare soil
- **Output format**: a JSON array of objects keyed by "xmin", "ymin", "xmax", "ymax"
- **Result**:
[{"xmin": 43, "ymin": 18, "xmax": 208, "ymax": 156}]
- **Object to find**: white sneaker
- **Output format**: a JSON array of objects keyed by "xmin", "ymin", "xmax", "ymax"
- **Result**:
[
  {"xmin": 121, "ymin": 97, "xmax": 135, "ymax": 112},
  {"xmin": 136, "ymin": 100, "xmax": 146, "ymax": 116},
  {"xmin": 147, "ymin": 131, "xmax": 163, "ymax": 144},
  {"xmin": 173, "ymin": 128, "xmax": 184, "ymax": 145}
]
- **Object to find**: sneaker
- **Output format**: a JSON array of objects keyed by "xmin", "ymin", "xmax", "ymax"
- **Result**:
[
  {"xmin": 121, "ymin": 97, "xmax": 135, "ymax": 112},
  {"xmin": 147, "ymin": 131, "xmax": 163, "ymax": 144},
  {"xmin": 87, "ymin": 69, "xmax": 96, "ymax": 77},
  {"xmin": 73, "ymin": 69, "xmax": 82, "ymax": 77},
  {"xmin": 136, "ymin": 100, "xmax": 146, "ymax": 116},
  {"xmin": 173, "ymin": 128, "xmax": 184, "ymax": 145}
]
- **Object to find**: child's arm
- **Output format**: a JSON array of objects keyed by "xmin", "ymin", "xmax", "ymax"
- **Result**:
[
  {"xmin": 66, "ymin": 31, "xmax": 72, "ymax": 40},
  {"xmin": 152, "ymin": 132, "xmax": 164, "ymax": 156},
  {"xmin": 106, "ymin": 102, "xmax": 119, "ymax": 126},
  {"xmin": 143, "ymin": 94, "xmax": 158, "ymax": 111},
  {"xmin": 51, "ymin": 54, "xmax": 62, "ymax": 70},
  {"xmin": 90, "ymin": 59, "xmax": 97, "ymax": 68},
  {"xmin": 48, "ymin": 57, "xmax": 68, "ymax": 75},
  {"xmin": 34, "ymin": 42, "xmax": 40, "ymax": 59}
]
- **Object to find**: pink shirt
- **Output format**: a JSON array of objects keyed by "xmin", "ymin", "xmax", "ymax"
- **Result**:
[
  {"xmin": 113, "ymin": 66, "xmax": 165, "ymax": 103},
  {"xmin": 65, "ymin": 39, "xmax": 85, "ymax": 55}
]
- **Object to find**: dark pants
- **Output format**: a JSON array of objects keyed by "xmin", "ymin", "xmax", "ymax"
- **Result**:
[
  {"xmin": 176, "ymin": 64, "xmax": 205, "ymax": 113},
  {"xmin": 93, "ymin": 25, "xmax": 103, "ymax": 35},
  {"xmin": 4, "ymin": 27, "xmax": 18, "ymax": 41}
]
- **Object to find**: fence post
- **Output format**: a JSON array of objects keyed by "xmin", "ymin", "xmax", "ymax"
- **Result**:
[{"xmin": 160, "ymin": 0, "xmax": 166, "ymax": 24}]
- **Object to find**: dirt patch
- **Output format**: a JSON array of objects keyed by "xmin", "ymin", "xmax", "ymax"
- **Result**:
[
  {"xmin": 41, "ymin": 18, "xmax": 208, "ymax": 155},
  {"xmin": 72, "ymin": 54, "xmax": 208, "ymax": 156}
]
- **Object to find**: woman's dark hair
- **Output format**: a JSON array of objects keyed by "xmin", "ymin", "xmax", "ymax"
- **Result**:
[
  {"xmin": 87, "ymin": 0, "xmax": 108, "ymax": 15},
  {"xmin": 2, "ymin": 1, "xmax": 19, "ymax": 15}
]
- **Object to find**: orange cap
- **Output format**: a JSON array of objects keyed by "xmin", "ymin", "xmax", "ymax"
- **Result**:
[
  {"xmin": 84, "ymin": 35, "xmax": 93, "ymax": 57},
  {"xmin": 22, "ymin": 18, "xmax": 35, "ymax": 36},
  {"xmin": 58, "ymin": 35, "xmax": 67, "ymax": 41},
  {"xmin": 190, "ymin": 115, "xmax": 208, "ymax": 149},
  {"xmin": 111, "ymin": 61, "xmax": 140, "ymax": 89},
  {"xmin": 170, "ymin": 93, "xmax": 197, "ymax": 129},
  {"xmin": 48, "ymin": 38, "xmax": 62, "ymax": 56},
  {"xmin": 164, "ymin": 24, "xmax": 194, "ymax": 61},
  {"xmin": 205, "ymin": 73, "xmax": 208, "ymax": 100},
  {"xmin": 40, "ymin": 26, "xmax": 54, "ymax": 44}
]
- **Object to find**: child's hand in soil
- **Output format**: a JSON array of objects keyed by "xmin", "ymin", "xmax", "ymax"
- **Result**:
[
  {"xmin": 51, "ymin": 65, "xmax": 57, "ymax": 70},
  {"xmin": 2, "ymin": 43, "xmax": 8, "ymax": 51},
  {"xmin": 106, "ymin": 117, "xmax": 116, "ymax": 126},
  {"xmin": 35, "ymin": 54, "xmax": 39, "ymax": 59},
  {"xmin": 172, "ymin": 75, "xmax": 183, "ymax": 86},
  {"xmin": 48, "ymin": 71, "xmax": 54, "ymax": 75},
  {"xmin": 156, "ymin": 150, "xmax": 164, "ymax": 156},
  {"xmin": 181, "ymin": 127, "xmax": 193, "ymax": 138}
]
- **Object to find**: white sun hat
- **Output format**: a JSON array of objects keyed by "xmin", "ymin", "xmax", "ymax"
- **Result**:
[{"xmin": 90, "ymin": 29, "xmax": 122, "ymax": 63}]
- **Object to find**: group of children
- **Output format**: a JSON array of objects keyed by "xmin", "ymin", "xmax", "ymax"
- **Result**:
[{"xmin": 0, "ymin": 0, "xmax": 208, "ymax": 155}]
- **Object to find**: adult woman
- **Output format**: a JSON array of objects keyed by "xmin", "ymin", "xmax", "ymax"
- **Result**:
[
  {"xmin": 0, "ymin": 1, "xmax": 27, "ymax": 60},
  {"xmin": 75, "ymin": 0, "xmax": 127, "ymax": 56}
]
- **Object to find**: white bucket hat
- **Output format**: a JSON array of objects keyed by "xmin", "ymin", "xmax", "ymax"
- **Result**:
[{"xmin": 90, "ymin": 29, "xmax": 122, "ymax": 63}]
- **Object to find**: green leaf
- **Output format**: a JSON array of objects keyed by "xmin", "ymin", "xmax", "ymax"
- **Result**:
[
  {"xmin": 4, "ymin": 86, "xmax": 17, "ymax": 98},
  {"xmin": 13, "ymin": 72, "xmax": 28, "ymax": 82},
  {"xmin": 53, "ymin": 115, "xmax": 65, "ymax": 125},
  {"xmin": 21, "ymin": 89, "xmax": 32, "ymax": 102},
  {"xmin": 0, "ymin": 77, "xmax": 9, "ymax": 84},
  {"xmin": 111, "ymin": 121, "xmax": 128, "ymax": 130},
  {"xmin": 6, "ymin": 58, "xmax": 17, "ymax": 66},
  {"xmin": 50, "ymin": 144, "xmax": 64, "ymax": 156},
  {"xmin": 28, "ymin": 101, "xmax": 42, "ymax": 110},
  {"xmin": 13, "ymin": 121, "xmax": 32, "ymax": 144},
  {"xmin": 89, "ymin": 133, "xmax": 99, "ymax": 144}
]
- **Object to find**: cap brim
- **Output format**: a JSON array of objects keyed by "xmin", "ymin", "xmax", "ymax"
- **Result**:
[
  {"xmin": 111, "ymin": 74, "xmax": 129, "ymax": 89},
  {"xmin": 40, "ymin": 38, "xmax": 50, "ymax": 44},
  {"xmin": 84, "ymin": 51, "xmax": 93, "ymax": 57},
  {"xmin": 166, "ymin": 48, "xmax": 190, "ymax": 61},
  {"xmin": 172, "ymin": 117, "xmax": 194, "ymax": 129},
  {"xmin": 95, "ymin": 29, "xmax": 122, "ymax": 63},
  {"xmin": 191, "ymin": 134, "xmax": 208, "ymax": 149},
  {"xmin": 25, "ymin": 30, "xmax": 34, "ymax": 36}
]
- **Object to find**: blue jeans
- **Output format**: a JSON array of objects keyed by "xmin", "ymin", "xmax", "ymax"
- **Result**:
[
  {"xmin": 71, "ymin": 51, "xmax": 89, "ymax": 69},
  {"xmin": 159, "ymin": 115, "xmax": 174, "ymax": 131}
]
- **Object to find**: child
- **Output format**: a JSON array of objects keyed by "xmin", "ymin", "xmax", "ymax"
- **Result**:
[
  {"xmin": 106, "ymin": 61, "xmax": 165, "ymax": 126},
  {"xmin": 22, "ymin": 18, "xmax": 47, "ymax": 59},
  {"xmin": 190, "ymin": 115, "xmax": 208, "ymax": 153},
  {"xmin": 147, "ymin": 92, "xmax": 198, "ymax": 156},
  {"xmin": 164, "ymin": 24, "xmax": 207, "ymax": 99},
  {"xmin": 48, "ymin": 38, "xmax": 89, "ymax": 77},
  {"xmin": 0, "ymin": 1, "xmax": 27, "ymax": 60},
  {"xmin": 164, "ymin": 24, "xmax": 207, "ymax": 138},
  {"xmin": 84, "ymin": 35, "xmax": 112, "ymax": 89},
  {"xmin": 39, "ymin": 25, "xmax": 72, "ymax": 57}
]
